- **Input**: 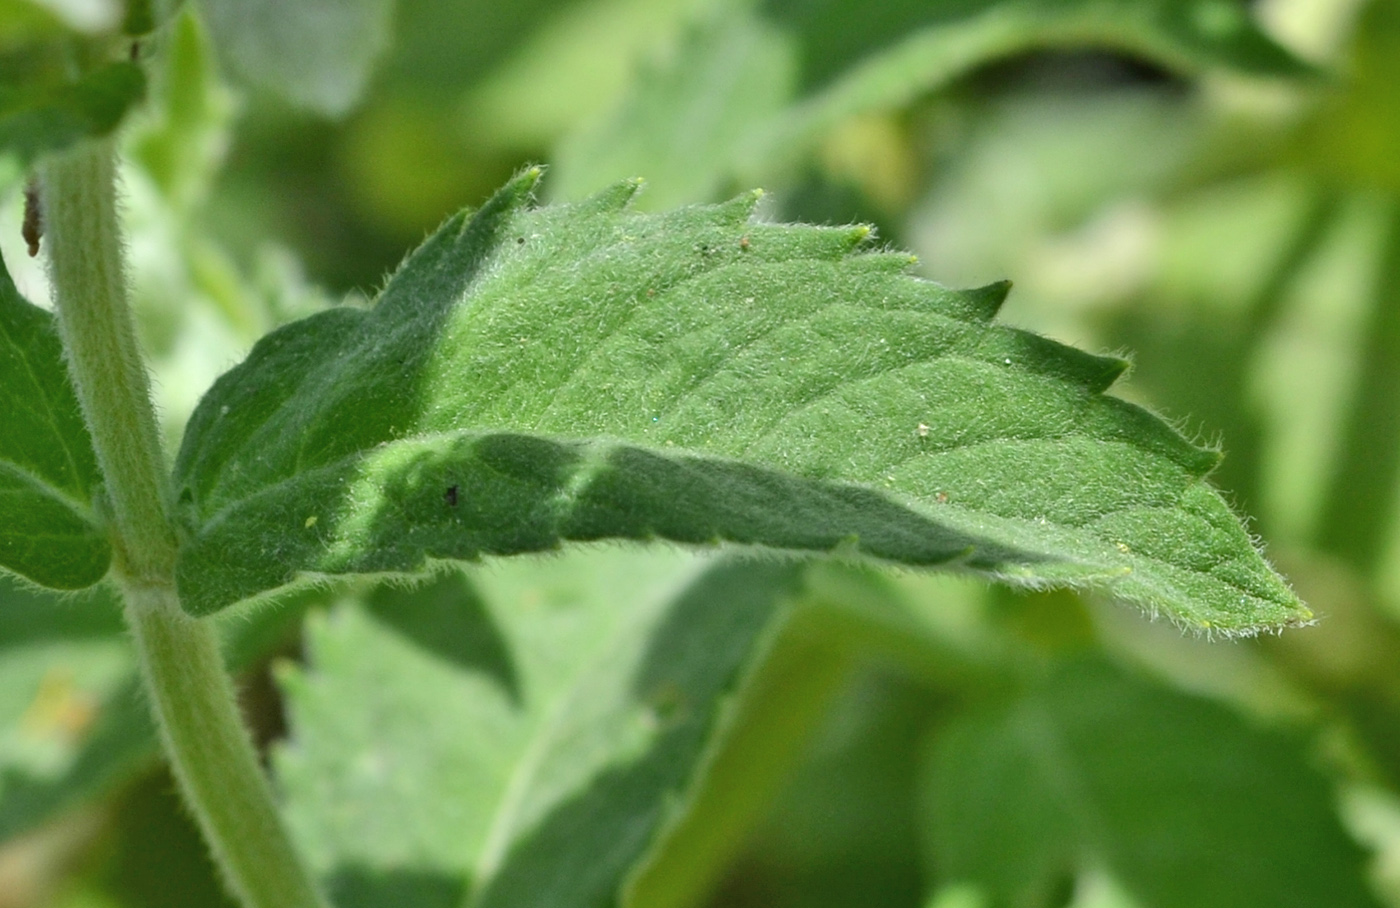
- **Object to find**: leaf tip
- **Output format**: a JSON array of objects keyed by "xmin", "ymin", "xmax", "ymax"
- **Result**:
[
  {"xmin": 584, "ymin": 177, "xmax": 647, "ymax": 212},
  {"xmin": 512, "ymin": 165, "xmax": 545, "ymax": 197},
  {"xmin": 969, "ymin": 280, "xmax": 1013, "ymax": 321},
  {"xmin": 716, "ymin": 188, "xmax": 765, "ymax": 223},
  {"xmin": 1198, "ymin": 446, "xmax": 1226, "ymax": 476},
  {"xmin": 1084, "ymin": 353, "xmax": 1132, "ymax": 393}
]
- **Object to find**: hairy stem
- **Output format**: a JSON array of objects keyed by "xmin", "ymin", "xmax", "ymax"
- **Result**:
[
  {"xmin": 127, "ymin": 589, "xmax": 327, "ymax": 908},
  {"xmin": 42, "ymin": 138, "xmax": 326, "ymax": 908},
  {"xmin": 42, "ymin": 138, "xmax": 174, "ymax": 584}
]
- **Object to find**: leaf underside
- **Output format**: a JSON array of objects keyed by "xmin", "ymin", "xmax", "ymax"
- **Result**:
[
  {"xmin": 195, "ymin": 0, "xmax": 392, "ymax": 116},
  {"xmin": 173, "ymin": 169, "xmax": 1304, "ymax": 632},
  {"xmin": 0, "ymin": 253, "xmax": 109, "ymax": 589}
]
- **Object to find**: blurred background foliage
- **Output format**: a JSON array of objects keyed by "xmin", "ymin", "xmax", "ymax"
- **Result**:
[{"xmin": 4, "ymin": 0, "xmax": 1400, "ymax": 906}]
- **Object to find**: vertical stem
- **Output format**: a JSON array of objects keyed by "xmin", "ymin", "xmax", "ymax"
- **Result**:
[
  {"xmin": 41, "ymin": 138, "xmax": 327, "ymax": 908},
  {"xmin": 127, "ymin": 588, "xmax": 327, "ymax": 908},
  {"xmin": 42, "ymin": 137, "xmax": 175, "ymax": 586}
]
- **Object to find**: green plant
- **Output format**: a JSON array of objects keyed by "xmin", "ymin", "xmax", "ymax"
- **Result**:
[{"xmin": 1, "ymin": 1, "xmax": 1394, "ymax": 907}]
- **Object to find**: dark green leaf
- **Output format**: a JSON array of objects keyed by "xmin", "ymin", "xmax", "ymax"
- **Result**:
[
  {"xmin": 0, "ymin": 251, "xmax": 109, "ymax": 590},
  {"xmin": 275, "ymin": 549, "xmax": 800, "ymax": 908},
  {"xmin": 0, "ymin": 62, "xmax": 145, "ymax": 165},
  {"xmin": 174, "ymin": 172, "xmax": 1302, "ymax": 633},
  {"xmin": 922, "ymin": 660, "xmax": 1380, "ymax": 908}
]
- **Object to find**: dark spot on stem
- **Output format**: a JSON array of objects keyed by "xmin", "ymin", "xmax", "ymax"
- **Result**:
[
  {"xmin": 22, "ymin": 179, "xmax": 42, "ymax": 257},
  {"xmin": 445, "ymin": 485, "xmax": 459, "ymax": 507}
]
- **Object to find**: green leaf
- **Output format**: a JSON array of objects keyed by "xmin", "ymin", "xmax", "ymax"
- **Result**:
[
  {"xmin": 554, "ymin": 0, "xmax": 1312, "ymax": 208},
  {"xmin": 921, "ymin": 659, "xmax": 1380, "ymax": 908},
  {"xmin": 274, "ymin": 549, "xmax": 800, "ymax": 908},
  {"xmin": 195, "ymin": 0, "xmax": 393, "ymax": 116},
  {"xmin": 173, "ymin": 170, "xmax": 1303, "ymax": 632},
  {"xmin": 0, "ymin": 61, "xmax": 145, "ymax": 166},
  {"xmin": 0, "ymin": 252, "xmax": 110, "ymax": 590}
]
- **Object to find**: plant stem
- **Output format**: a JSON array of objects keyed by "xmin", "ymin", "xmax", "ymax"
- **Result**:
[
  {"xmin": 126, "ymin": 588, "xmax": 327, "ymax": 908},
  {"xmin": 42, "ymin": 137, "xmax": 175, "ymax": 586},
  {"xmin": 42, "ymin": 138, "xmax": 327, "ymax": 908}
]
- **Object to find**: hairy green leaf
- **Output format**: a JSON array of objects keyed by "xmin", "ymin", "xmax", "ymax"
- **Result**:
[
  {"xmin": 196, "ymin": 0, "xmax": 393, "ymax": 116},
  {"xmin": 922, "ymin": 659, "xmax": 1380, "ymax": 908},
  {"xmin": 275, "ymin": 549, "xmax": 799, "ymax": 908},
  {"xmin": 0, "ymin": 253, "xmax": 109, "ymax": 590},
  {"xmin": 555, "ymin": 0, "xmax": 1311, "ymax": 207},
  {"xmin": 0, "ymin": 61, "xmax": 145, "ymax": 165},
  {"xmin": 173, "ymin": 170, "xmax": 1303, "ymax": 631}
]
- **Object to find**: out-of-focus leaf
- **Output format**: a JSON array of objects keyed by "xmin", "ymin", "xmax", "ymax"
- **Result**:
[
  {"xmin": 1317, "ymin": 203, "xmax": 1400, "ymax": 574},
  {"xmin": 0, "ymin": 576, "xmax": 323, "ymax": 844},
  {"xmin": 173, "ymin": 172, "xmax": 1303, "ymax": 633},
  {"xmin": 630, "ymin": 563, "xmax": 1010, "ymax": 908},
  {"xmin": 555, "ymin": 0, "xmax": 1311, "ymax": 207},
  {"xmin": 195, "ymin": 0, "xmax": 393, "ymax": 116},
  {"xmin": 0, "ymin": 0, "xmax": 122, "ymax": 37},
  {"xmin": 706, "ymin": 671, "xmax": 938, "ymax": 908},
  {"xmin": 386, "ymin": 0, "xmax": 597, "ymax": 103},
  {"xmin": 130, "ymin": 8, "xmax": 232, "ymax": 209},
  {"xmin": 0, "ymin": 252, "xmax": 110, "ymax": 591},
  {"xmin": 74, "ymin": 769, "xmax": 239, "ymax": 908},
  {"xmin": 0, "ymin": 578, "xmax": 151, "ymax": 843},
  {"xmin": 1302, "ymin": 0, "xmax": 1400, "ymax": 194},
  {"xmin": 121, "ymin": 0, "xmax": 184, "ymax": 36},
  {"xmin": 553, "ymin": 13, "xmax": 792, "ymax": 210},
  {"xmin": 922, "ymin": 659, "xmax": 1380, "ymax": 908},
  {"xmin": 274, "ymin": 549, "xmax": 801, "ymax": 908},
  {"xmin": 0, "ymin": 61, "xmax": 145, "ymax": 165},
  {"xmin": 460, "ymin": 0, "xmax": 711, "ymax": 151},
  {"xmin": 0, "ymin": 0, "xmax": 67, "ymax": 44}
]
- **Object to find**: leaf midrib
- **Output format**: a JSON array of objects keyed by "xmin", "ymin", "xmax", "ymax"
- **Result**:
[
  {"xmin": 0, "ymin": 319, "xmax": 89, "ymax": 499},
  {"xmin": 181, "ymin": 423, "xmax": 1271, "ymax": 615},
  {"xmin": 0, "ymin": 459, "xmax": 100, "ymax": 527}
]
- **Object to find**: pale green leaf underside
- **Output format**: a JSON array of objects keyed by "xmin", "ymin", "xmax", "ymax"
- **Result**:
[
  {"xmin": 276, "ymin": 550, "xmax": 798, "ymax": 908},
  {"xmin": 195, "ymin": 0, "xmax": 392, "ymax": 116},
  {"xmin": 173, "ymin": 170, "xmax": 1304, "ymax": 631},
  {"xmin": 0, "ymin": 254, "xmax": 109, "ymax": 589}
]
